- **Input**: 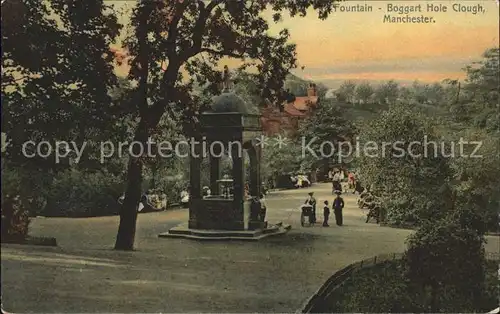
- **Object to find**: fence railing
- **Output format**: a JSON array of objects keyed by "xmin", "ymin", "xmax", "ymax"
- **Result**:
[{"xmin": 300, "ymin": 253, "xmax": 403, "ymax": 313}]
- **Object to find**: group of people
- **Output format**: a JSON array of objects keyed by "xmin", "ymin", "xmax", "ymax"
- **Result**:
[
  {"xmin": 329, "ymin": 168, "xmax": 361, "ymax": 195},
  {"xmin": 290, "ymin": 174, "xmax": 311, "ymax": 188},
  {"xmin": 180, "ymin": 186, "xmax": 213, "ymax": 207},
  {"xmin": 357, "ymin": 188, "xmax": 382, "ymax": 223},
  {"xmin": 118, "ymin": 189, "xmax": 168, "ymax": 212},
  {"xmin": 303, "ymin": 191, "xmax": 345, "ymax": 227}
]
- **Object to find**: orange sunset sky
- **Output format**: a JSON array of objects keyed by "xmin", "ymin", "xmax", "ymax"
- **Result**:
[{"xmin": 109, "ymin": 0, "xmax": 499, "ymax": 88}]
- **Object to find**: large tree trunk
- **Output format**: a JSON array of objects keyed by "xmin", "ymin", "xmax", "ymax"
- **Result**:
[
  {"xmin": 114, "ymin": 124, "xmax": 148, "ymax": 251},
  {"xmin": 429, "ymin": 283, "xmax": 439, "ymax": 312},
  {"xmin": 113, "ymin": 54, "xmax": 180, "ymax": 249},
  {"xmin": 114, "ymin": 159, "xmax": 142, "ymax": 250}
]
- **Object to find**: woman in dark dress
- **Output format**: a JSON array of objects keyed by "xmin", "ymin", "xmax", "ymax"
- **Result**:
[{"xmin": 305, "ymin": 192, "xmax": 317, "ymax": 224}]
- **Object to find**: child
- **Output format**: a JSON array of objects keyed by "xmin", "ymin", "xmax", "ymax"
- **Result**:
[{"xmin": 323, "ymin": 200, "xmax": 330, "ymax": 227}]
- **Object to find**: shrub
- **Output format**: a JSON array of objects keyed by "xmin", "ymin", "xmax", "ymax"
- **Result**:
[
  {"xmin": 158, "ymin": 178, "xmax": 188, "ymax": 205},
  {"xmin": 1, "ymin": 161, "xmax": 52, "ymax": 216},
  {"xmin": 1, "ymin": 195, "xmax": 30, "ymax": 241},
  {"xmin": 325, "ymin": 259, "xmax": 498, "ymax": 313},
  {"xmin": 44, "ymin": 169, "xmax": 124, "ymax": 217},
  {"xmin": 384, "ymin": 195, "xmax": 419, "ymax": 225},
  {"xmin": 451, "ymin": 133, "xmax": 500, "ymax": 233},
  {"xmin": 404, "ymin": 219, "xmax": 487, "ymax": 312}
]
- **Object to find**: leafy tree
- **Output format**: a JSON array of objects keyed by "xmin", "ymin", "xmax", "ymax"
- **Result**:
[
  {"xmin": 1, "ymin": 0, "xmax": 122, "ymax": 170},
  {"xmin": 425, "ymin": 83, "xmax": 445, "ymax": 105},
  {"xmin": 409, "ymin": 81, "xmax": 445, "ymax": 106},
  {"xmin": 336, "ymin": 80, "xmax": 356, "ymax": 103},
  {"xmin": 232, "ymin": 71, "xmax": 264, "ymax": 110},
  {"xmin": 112, "ymin": 0, "xmax": 342, "ymax": 250},
  {"xmin": 448, "ymin": 48, "xmax": 499, "ymax": 131},
  {"xmin": 1, "ymin": 0, "xmax": 124, "ymax": 225},
  {"xmin": 398, "ymin": 85, "xmax": 413, "ymax": 104},
  {"xmin": 463, "ymin": 47, "xmax": 499, "ymax": 109},
  {"xmin": 441, "ymin": 78, "xmax": 462, "ymax": 105},
  {"xmin": 374, "ymin": 80, "xmax": 399, "ymax": 105},
  {"xmin": 45, "ymin": 168, "xmax": 124, "ymax": 217},
  {"xmin": 142, "ymin": 114, "xmax": 183, "ymax": 190},
  {"xmin": 450, "ymin": 131, "xmax": 500, "ymax": 234},
  {"xmin": 299, "ymin": 100, "xmax": 356, "ymax": 171},
  {"xmin": 357, "ymin": 103, "xmax": 452, "ymax": 225},
  {"xmin": 355, "ymin": 81, "xmax": 374, "ymax": 104},
  {"xmin": 261, "ymin": 136, "xmax": 304, "ymax": 180}
]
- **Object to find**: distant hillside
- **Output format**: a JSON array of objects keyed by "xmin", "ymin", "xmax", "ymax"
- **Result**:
[
  {"xmin": 286, "ymin": 73, "xmax": 305, "ymax": 82},
  {"xmin": 326, "ymin": 99, "xmax": 447, "ymax": 128},
  {"xmin": 286, "ymin": 74, "xmax": 422, "ymax": 93},
  {"xmin": 318, "ymin": 79, "xmax": 422, "ymax": 90},
  {"xmin": 284, "ymin": 73, "xmax": 329, "ymax": 97},
  {"xmin": 328, "ymin": 101, "xmax": 386, "ymax": 126}
]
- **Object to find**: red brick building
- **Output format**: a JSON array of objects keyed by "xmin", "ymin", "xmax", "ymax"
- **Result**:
[{"xmin": 261, "ymin": 83, "xmax": 319, "ymax": 136}]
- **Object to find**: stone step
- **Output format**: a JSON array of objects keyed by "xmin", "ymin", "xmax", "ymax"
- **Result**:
[{"xmin": 159, "ymin": 222, "xmax": 291, "ymax": 241}]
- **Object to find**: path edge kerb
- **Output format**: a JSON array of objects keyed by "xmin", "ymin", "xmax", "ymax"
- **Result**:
[{"xmin": 297, "ymin": 252, "xmax": 404, "ymax": 313}]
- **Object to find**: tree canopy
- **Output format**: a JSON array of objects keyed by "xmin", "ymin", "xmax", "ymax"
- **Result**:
[{"xmin": 1, "ymin": 0, "xmax": 122, "ymax": 169}]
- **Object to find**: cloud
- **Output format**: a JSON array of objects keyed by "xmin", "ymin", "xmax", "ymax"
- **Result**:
[{"xmin": 301, "ymin": 57, "xmax": 474, "ymax": 75}]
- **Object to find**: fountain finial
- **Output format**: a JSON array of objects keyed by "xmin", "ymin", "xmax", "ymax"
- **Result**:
[{"xmin": 222, "ymin": 65, "xmax": 232, "ymax": 92}]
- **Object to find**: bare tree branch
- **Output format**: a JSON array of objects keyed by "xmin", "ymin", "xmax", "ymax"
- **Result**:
[
  {"xmin": 206, "ymin": 0, "xmax": 223, "ymax": 12},
  {"xmin": 184, "ymin": 0, "xmax": 223, "ymax": 60},
  {"xmin": 1, "ymin": 74, "xmax": 30, "ymax": 87},
  {"xmin": 165, "ymin": 0, "xmax": 190, "ymax": 59}
]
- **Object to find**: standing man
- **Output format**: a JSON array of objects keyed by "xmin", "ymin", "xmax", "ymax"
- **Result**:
[
  {"xmin": 305, "ymin": 192, "xmax": 317, "ymax": 224},
  {"xmin": 333, "ymin": 191, "xmax": 345, "ymax": 226}
]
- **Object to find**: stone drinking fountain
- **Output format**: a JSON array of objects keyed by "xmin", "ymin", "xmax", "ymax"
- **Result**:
[{"xmin": 159, "ymin": 71, "xmax": 291, "ymax": 240}]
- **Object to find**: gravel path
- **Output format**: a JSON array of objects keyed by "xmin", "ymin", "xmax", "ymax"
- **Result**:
[{"xmin": 2, "ymin": 183, "xmax": 498, "ymax": 312}]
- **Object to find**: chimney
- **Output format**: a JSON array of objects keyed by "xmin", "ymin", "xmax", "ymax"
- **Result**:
[{"xmin": 307, "ymin": 83, "xmax": 317, "ymax": 97}]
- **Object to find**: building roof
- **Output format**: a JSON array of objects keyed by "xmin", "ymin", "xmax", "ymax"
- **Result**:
[
  {"xmin": 292, "ymin": 96, "xmax": 319, "ymax": 111},
  {"xmin": 284, "ymin": 103, "xmax": 306, "ymax": 116},
  {"xmin": 260, "ymin": 94, "xmax": 320, "ymax": 135}
]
